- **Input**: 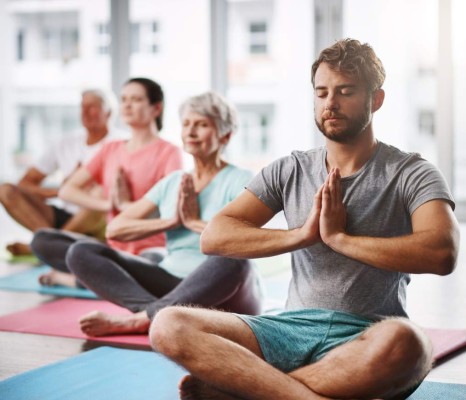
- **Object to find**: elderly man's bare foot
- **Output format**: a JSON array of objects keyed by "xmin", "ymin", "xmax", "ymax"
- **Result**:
[
  {"xmin": 38, "ymin": 270, "xmax": 77, "ymax": 287},
  {"xmin": 6, "ymin": 242, "xmax": 33, "ymax": 256},
  {"xmin": 179, "ymin": 375, "xmax": 242, "ymax": 400},
  {"xmin": 79, "ymin": 310, "xmax": 150, "ymax": 337}
]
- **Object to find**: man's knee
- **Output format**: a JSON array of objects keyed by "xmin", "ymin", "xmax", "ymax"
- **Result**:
[
  {"xmin": 150, "ymin": 306, "xmax": 193, "ymax": 356},
  {"xmin": 0, "ymin": 183, "xmax": 19, "ymax": 206},
  {"xmin": 366, "ymin": 318, "xmax": 432, "ymax": 391}
]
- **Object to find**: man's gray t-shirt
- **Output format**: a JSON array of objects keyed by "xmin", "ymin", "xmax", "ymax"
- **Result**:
[{"xmin": 248, "ymin": 141, "xmax": 454, "ymax": 320}]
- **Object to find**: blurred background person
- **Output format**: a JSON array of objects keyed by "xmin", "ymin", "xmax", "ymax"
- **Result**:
[
  {"xmin": 31, "ymin": 77, "xmax": 183, "ymax": 287},
  {"xmin": 0, "ymin": 89, "xmax": 116, "ymax": 257},
  {"xmin": 63, "ymin": 91, "xmax": 263, "ymax": 337}
]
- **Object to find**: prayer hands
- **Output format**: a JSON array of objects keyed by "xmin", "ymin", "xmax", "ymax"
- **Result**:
[
  {"xmin": 297, "ymin": 167, "xmax": 347, "ymax": 249},
  {"xmin": 319, "ymin": 167, "xmax": 347, "ymax": 247},
  {"xmin": 111, "ymin": 167, "xmax": 132, "ymax": 212},
  {"xmin": 178, "ymin": 173, "xmax": 200, "ymax": 231},
  {"xmin": 298, "ymin": 185, "xmax": 323, "ymax": 247}
]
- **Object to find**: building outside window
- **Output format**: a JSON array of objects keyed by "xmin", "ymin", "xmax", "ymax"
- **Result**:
[
  {"xmin": 96, "ymin": 22, "xmax": 110, "ymax": 55},
  {"xmin": 249, "ymin": 21, "xmax": 267, "ymax": 54},
  {"xmin": 131, "ymin": 20, "xmax": 159, "ymax": 54}
]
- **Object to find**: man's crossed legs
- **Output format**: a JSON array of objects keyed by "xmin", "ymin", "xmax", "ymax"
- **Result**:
[{"xmin": 150, "ymin": 307, "xmax": 432, "ymax": 400}]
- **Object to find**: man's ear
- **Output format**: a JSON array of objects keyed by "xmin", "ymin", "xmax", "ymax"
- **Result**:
[{"xmin": 371, "ymin": 89, "xmax": 385, "ymax": 112}]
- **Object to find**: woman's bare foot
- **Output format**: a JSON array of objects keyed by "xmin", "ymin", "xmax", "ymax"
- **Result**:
[
  {"xmin": 6, "ymin": 242, "xmax": 33, "ymax": 256},
  {"xmin": 179, "ymin": 375, "xmax": 241, "ymax": 400},
  {"xmin": 79, "ymin": 310, "xmax": 150, "ymax": 337},
  {"xmin": 38, "ymin": 270, "xmax": 77, "ymax": 288}
]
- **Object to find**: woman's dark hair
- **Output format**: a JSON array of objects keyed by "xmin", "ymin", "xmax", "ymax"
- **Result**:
[{"xmin": 125, "ymin": 77, "xmax": 164, "ymax": 131}]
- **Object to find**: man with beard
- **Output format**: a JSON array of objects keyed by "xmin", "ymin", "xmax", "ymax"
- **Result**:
[{"xmin": 149, "ymin": 39, "xmax": 460, "ymax": 399}]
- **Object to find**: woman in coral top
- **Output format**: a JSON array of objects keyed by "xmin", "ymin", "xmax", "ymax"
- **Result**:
[{"xmin": 31, "ymin": 77, "xmax": 183, "ymax": 287}]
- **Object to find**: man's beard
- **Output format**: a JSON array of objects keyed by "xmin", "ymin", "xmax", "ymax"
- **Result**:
[{"xmin": 315, "ymin": 98, "xmax": 372, "ymax": 144}]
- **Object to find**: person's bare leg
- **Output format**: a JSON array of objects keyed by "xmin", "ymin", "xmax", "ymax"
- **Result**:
[
  {"xmin": 179, "ymin": 375, "xmax": 242, "ymax": 400},
  {"xmin": 0, "ymin": 183, "xmax": 54, "ymax": 231},
  {"xmin": 6, "ymin": 242, "xmax": 33, "ymax": 256},
  {"xmin": 79, "ymin": 310, "xmax": 151, "ymax": 336},
  {"xmin": 151, "ymin": 307, "xmax": 328, "ymax": 400},
  {"xmin": 39, "ymin": 270, "xmax": 77, "ymax": 288},
  {"xmin": 62, "ymin": 208, "xmax": 107, "ymax": 239},
  {"xmin": 152, "ymin": 307, "xmax": 432, "ymax": 400},
  {"xmin": 289, "ymin": 318, "xmax": 432, "ymax": 399}
]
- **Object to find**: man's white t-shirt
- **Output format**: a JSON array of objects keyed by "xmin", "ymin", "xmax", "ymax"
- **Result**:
[{"xmin": 33, "ymin": 129, "xmax": 116, "ymax": 214}]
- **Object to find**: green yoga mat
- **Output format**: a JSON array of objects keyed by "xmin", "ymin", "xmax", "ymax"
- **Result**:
[
  {"xmin": 0, "ymin": 265, "xmax": 97, "ymax": 298},
  {"xmin": 0, "ymin": 346, "xmax": 464, "ymax": 400}
]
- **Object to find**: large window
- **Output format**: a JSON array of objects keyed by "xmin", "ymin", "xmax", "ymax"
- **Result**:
[
  {"xmin": 0, "ymin": 0, "xmax": 111, "ymax": 181},
  {"xmin": 129, "ymin": 0, "xmax": 211, "ymax": 150},
  {"xmin": 453, "ymin": 0, "xmax": 466, "ymax": 204},
  {"xmin": 0, "ymin": 0, "xmax": 464, "ymax": 219},
  {"xmin": 342, "ymin": 0, "xmax": 438, "ymax": 163},
  {"xmin": 226, "ymin": 0, "xmax": 313, "ymax": 172}
]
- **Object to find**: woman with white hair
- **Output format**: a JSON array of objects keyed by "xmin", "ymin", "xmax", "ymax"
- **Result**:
[{"xmin": 67, "ymin": 91, "xmax": 263, "ymax": 337}]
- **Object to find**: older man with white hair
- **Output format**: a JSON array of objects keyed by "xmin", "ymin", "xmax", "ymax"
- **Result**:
[{"xmin": 0, "ymin": 88, "xmax": 116, "ymax": 256}]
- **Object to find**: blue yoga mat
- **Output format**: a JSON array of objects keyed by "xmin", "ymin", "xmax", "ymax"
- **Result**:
[
  {"xmin": 0, "ymin": 346, "xmax": 464, "ymax": 400},
  {"xmin": 408, "ymin": 381, "xmax": 466, "ymax": 399},
  {"xmin": 0, "ymin": 265, "xmax": 97, "ymax": 298},
  {"xmin": 0, "ymin": 347, "xmax": 186, "ymax": 400}
]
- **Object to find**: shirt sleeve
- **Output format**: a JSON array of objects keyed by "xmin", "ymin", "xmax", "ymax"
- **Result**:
[
  {"xmin": 228, "ymin": 168, "xmax": 254, "ymax": 201},
  {"xmin": 84, "ymin": 143, "xmax": 108, "ymax": 185},
  {"xmin": 145, "ymin": 171, "xmax": 180, "ymax": 206},
  {"xmin": 32, "ymin": 142, "xmax": 59, "ymax": 175},
  {"xmin": 401, "ymin": 155, "xmax": 455, "ymax": 214},
  {"xmin": 247, "ymin": 156, "xmax": 290, "ymax": 213},
  {"xmin": 162, "ymin": 145, "xmax": 183, "ymax": 177}
]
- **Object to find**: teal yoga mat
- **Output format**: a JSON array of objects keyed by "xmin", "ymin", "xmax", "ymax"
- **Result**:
[
  {"xmin": 0, "ymin": 347, "xmax": 186, "ymax": 400},
  {"xmin": 408, "ymin": 381, "xmax": 466, "ymax": 399},
  {"xmin": 0, "ymin": 346, "xmax": 464, "ymax": 400},
  {"xmin": 0, "ymin": 265, "xmax": 97, "ymax": 298}
]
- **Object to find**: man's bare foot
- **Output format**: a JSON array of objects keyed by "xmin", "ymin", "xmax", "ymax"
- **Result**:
[
  {"xmin": 38, "ymin": 270, "xmax": 77, "ymax": 288},
  {"xmin": 179, "ymin": 375, "xmax": 241, "ymax": 400},
  {"xmin": 6, "ymin": 242, "xmax": 33, "ymax": 256},
  {"xmin": 79, "ymin": 310, "xmax": 150, "ymax": 337}
]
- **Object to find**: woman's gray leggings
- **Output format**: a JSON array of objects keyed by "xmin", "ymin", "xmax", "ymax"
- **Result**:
[{"xmin": 31, "ymin": 228, "xmax": 263, "ymax": 319}]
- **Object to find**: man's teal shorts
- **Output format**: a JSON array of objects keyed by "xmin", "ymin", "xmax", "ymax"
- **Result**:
[{"xmin": 236, "ymin": 308, "xmax": 374, "ymax": 372}]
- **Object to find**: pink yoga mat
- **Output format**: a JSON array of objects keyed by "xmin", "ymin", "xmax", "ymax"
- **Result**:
[
  {"xmin": 1, "ymin": 299, "xmax": 465, "ymax": 361},
  {"xmin": 0, "ymin": 298, "xmax": 149, "ymax": 346},
  {"xmin": 423, "ymin": 327, "xmax": 466, "ymax": 362}
]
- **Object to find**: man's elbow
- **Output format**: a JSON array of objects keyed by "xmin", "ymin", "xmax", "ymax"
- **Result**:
[
  {"xmin": 435, "ymin": 250, "xmax": 458, "ymax": 276},
  {"xmin": 434, "ymin": 235, "xmax": 459, "ymax": 276},
  {"xmin": 200, "ymin": 222, "xmax": 222, "ymax": 256}
]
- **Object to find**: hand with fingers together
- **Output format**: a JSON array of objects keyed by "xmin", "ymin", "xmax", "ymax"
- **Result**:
[
  {"xmin": 297, "ymin": 184, "xmax": 324, "ymax": 247},
  {"xmin": 320, "ymin": 167, "xmax": 347, "ymax": 249},
  {"xmin": 111, "ymin": 167, "xmax": 132, "ymax": 212},
  {"xmin": 178, "ymin": 173, "xmax": 201, "ymax": 231}
]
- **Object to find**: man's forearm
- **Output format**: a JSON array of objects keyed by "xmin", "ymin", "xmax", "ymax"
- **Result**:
[
  {"xmin": 18, "ymin": 183, "xmax": 58, "ymax": 199},
  {"xmin": 201, "ymin": 215, "xmax": 310, "ymax": 259},
  {"xmin": 327, "ymin": 230, "xmax": 458, "ymax": 275}
]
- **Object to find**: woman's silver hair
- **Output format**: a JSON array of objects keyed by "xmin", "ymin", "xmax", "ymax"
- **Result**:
[
  {"xmin": 179, "ymin": 91, "xmax": 238, "ymax": 137},
  {"xmin": 82, "ymin": 88, "xmax": 117, "ymax": 115}
]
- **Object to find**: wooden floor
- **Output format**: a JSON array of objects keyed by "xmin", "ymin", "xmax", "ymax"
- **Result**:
[{"xmin": 0, "ymin": 224, "xmax": 465, "ymax": 386}]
